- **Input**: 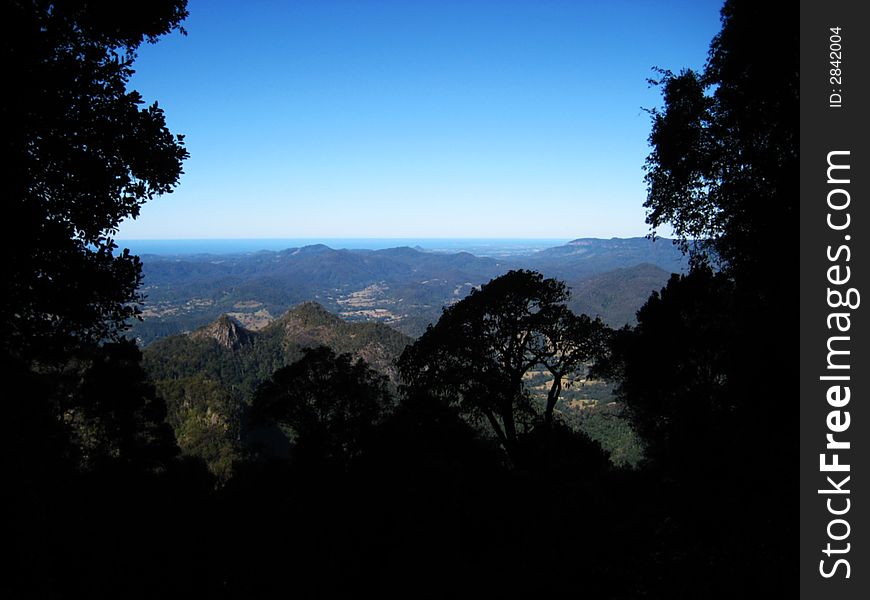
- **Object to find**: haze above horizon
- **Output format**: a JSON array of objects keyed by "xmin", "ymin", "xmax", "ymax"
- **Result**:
[
  {"xmin": 118, "ymin": 237, "xmax": 574, "ymax": 257},
  {"xmin": 118, "ymin": 0, "xmax": 722, "ymax": 240},
  {"xmin": 117, "ymin": 235, "xmax": 682, "ymax": 258}
]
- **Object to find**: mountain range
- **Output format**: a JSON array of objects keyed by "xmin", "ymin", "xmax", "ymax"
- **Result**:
[{"xmin": 131, "ymin": 237, "xmax": 688, "ymax": 345}]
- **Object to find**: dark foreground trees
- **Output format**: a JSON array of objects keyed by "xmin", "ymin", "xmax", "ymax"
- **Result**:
[
  {"xmin": 633, "ymin": 0, "xmax": 797, "ymax": 488},
  {"xmin": 3, "ymin": 0, "xmax": 189, "ymax": 363},
  {"xmin": 3, "ymin": 2, "xmax": 198, "ymax": 597},
  {"xmin": 251, "ymin": 346, "xmax": 393, "ymax": 469},
  {"xmin": 2, "ymin": 0, "xmax": 192, "ymax": 463},
  {"xmin": 597, "ymin": 0, "xmax": 798, "ymax": 594},
  {"xmin": 643, "ymin": 0, "xmax": 797, "ymax": 286},
  {"xmin": 3, "ymin": 0, "xmax": 191, "ymax": 459}
]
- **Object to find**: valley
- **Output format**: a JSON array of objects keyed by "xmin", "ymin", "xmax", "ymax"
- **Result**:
[
  {"xmin": 132, "ymin": 238, "xmax": 684, "ymax": 476},
  {"xmin": 130, "ymin": 237, "xmax": 687, "ymax": 345}
]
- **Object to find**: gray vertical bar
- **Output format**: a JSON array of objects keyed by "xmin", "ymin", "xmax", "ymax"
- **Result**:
[{"xmin": 800, "ymin": 1, "xmax": 869, "ymax": 598}]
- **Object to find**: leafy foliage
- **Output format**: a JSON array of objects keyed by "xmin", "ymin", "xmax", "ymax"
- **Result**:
[
  {"xmin": 1, "ymin": 4, "xmax": 213, "ymax": 598},
  {"xmin": 643, "ymin": 1, "xmax": 797, "ymax": 281},
  {"xmin": 598, "ymin": 1, "xmax": 798, "ymax": 593},
  {"xmin": 64, "ymin": 340, "xmax": 179, "ymax": 473},
  {"xmin": 3, "ymin": 0, "xmax": 189, "ymax": 362},
  {"xmin": 2, "ymin": 0, "xmax": 190, "ymax": 482},
  {"xmin": 599, "ymin": 267, "xmax": 737, "ymax": 469},
  {"xmin": 399, "ymin": 270, "xmax": 610, "ymax": 463},
  {"xmin": 252, "ymin": 347, "xmax": 393, "ymax": 468},
  {"xmin": 620, "ymin": 0, "xmax": 798, "ymax": 474},
  {"xmin": 573, "ymin": 402, "xmax": 644, "ymax": 468},
  {"xmin": 156, "ymin": 375, "xmax": 243, "ymax": 479}
]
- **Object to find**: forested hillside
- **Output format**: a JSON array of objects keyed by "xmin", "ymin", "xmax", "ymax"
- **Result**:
[{"xmin": 143, "ymin": 302, "xmax": 411, "ymax": 477}]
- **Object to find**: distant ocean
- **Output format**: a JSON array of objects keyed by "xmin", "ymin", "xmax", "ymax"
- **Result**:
[{"xmin": 115, "ymin": 238, "xmax": 571, "ymax": 258}]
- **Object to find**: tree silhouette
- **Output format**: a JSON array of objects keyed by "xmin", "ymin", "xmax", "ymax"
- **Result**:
[
  {"xmin": 2, "ymin": 5, "xmax": 196, "ymax": 597},
  {"xmin": 68, "ymin": 340, "xmax": 180, "ymax": 474},
  {"xmin": 538, "ymin": 310, "xmax": 611, "ymax": 428},
  {"xmin": 622, "ymin": 0, "xmax": 797, "ymax": 476},
  {"xmin": 2, "ymin": 0, "xmax": 190, "ymax": 474},
  {"xmin": 399, "ymin": 270, "xmax": 608, "ymax": 464},
  {"xmin": 643, "ymin": 0, "xmax": 796, "ymax": 287},
  {"xmin": 251, "ymin": 346, "xmax": 393, "ymax": 468},
  {"xmin": 3, "ymin": 0, "xmax": 189, "ymax": 363},
  {"xmin": 597, "ymin": 267, "xmax": 737, "ymax": 471},
  {"xmin": 598, "ymin": 1, "xmax": 798, "ymax": 593}
]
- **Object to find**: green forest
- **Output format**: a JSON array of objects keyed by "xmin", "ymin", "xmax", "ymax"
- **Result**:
[{"xmin": 4, "ymin": 1, "xmax": 796, "ymax": 597}]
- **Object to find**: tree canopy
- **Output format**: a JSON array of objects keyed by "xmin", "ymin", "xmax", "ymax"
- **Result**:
[
  {"xmin": 3, "ymin": 5, "xmax": 199, "ymax": 596},
  {"xmin": 643, "ymin": 0, "xmax": 797, "ymax": 285},
  {"xmin": 598, "ymin": 2, "xmax": 798, "ymax": 591},
  {"xmin": 619, "ymin": 0, "xmax": 798, "ymax": 470},
  {"xmin": 399, "ymin": 269, "xmax": 609, "ymax": 463},
  {"xmin": 251, "ymin": 346, "xmax": 393, "ymax": 468},
  {"xmin": 3, "ymin": 0, "xmax": 189, "ymax": 362}
]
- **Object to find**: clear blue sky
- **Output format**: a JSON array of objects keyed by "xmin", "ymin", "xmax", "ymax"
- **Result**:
[{"xmin": 117, "ymin": 0, "xmax": 723, "ymax": 240}]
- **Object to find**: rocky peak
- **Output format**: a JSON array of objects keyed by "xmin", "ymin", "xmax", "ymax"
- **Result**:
[{"xmin": 191, "ymin": 314, "xmax": 251, "ymax": 350}]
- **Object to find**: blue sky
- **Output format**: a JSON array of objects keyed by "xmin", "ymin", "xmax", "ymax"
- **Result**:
[{"xmin": 117, "ymin": 0, "xmax": 723, "ymax": 240}]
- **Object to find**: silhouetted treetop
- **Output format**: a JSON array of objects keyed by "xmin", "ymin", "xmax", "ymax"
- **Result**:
[
  {"xmin": 644, "ymin": 0, "xmax": 797, "ymax": 281},
  {"xmin": 68, "ymin": 340, "xmax": 180, "ymax": 473},
  {"xmin": 3, "ymin": 0, "xmax": 189, "ymax": 361},
  {"xmin": 595, "ymin": 267, "xmax": 738, "ymax": 469},
  {"xmin": 251, "ymin": 346, "xmax": 393, "ymax": 468},
  {"xmin": 399, "ymin": 270, "xmax": 609, "ymax": 463},
  {"xmin": 605, "ymin": 2, "xmax": 798, "ymax": 590}
]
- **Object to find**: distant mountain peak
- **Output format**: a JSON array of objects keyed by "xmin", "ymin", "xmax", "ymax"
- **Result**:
[
  {"xmin": 283, "ymin": 300, "xmax": 334, "ymax": 319},
  {"xmin": 287, "ymin": 244, "xmax": 333, "ymax": 256},
  {"xmin": 566, "ymin": 236, "xmax": 658, "ymax": 245},
  {"xmin": 374, "ymin": 246, "xmax": 422, "ymax": 257},
  {"xmin": 191, "ymin": 314, "xmax": 251, "ymax": 350},
  {"xmin": 269, "ymin": 301, "xmax": 343, "ymax": 336}
]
